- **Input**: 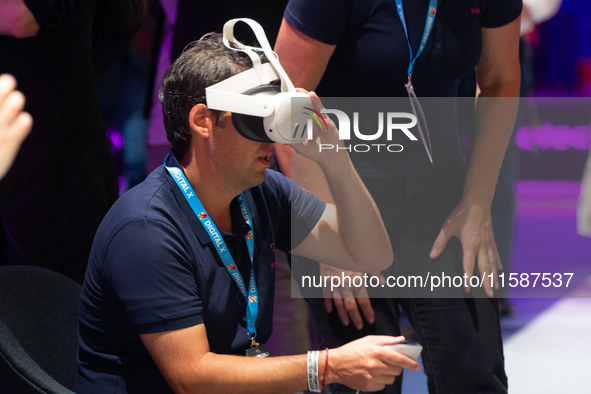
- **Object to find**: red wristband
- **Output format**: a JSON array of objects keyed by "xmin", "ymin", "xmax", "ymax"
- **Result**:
[{"xmin": 322, "ymin": 347, "xmax": 329, "ymax": 388}]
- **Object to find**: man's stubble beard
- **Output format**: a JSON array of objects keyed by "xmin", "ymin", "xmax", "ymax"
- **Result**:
[{"xmin": 215, "ymin": 160, "xmax": 267, "ymax": 195}]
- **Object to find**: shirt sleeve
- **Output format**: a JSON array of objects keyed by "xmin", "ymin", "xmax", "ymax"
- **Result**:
[
  {"xmin": 284, "ymin": 0, "xmax": 353, "ymax": 45},
  {"xmin": 23, "ymin": 0, "xmax": 72, "ymax": 30},
  {"xmin": 480, "ymin": 0, "xmax": 523, "ymax": 28},
  {"xmin": 102, "ymin": 218, "xmax": 204, "ymax": 335}
]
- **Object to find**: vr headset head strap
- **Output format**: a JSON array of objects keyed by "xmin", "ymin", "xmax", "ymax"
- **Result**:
[
  {"xmin": 204, "ymin": 18, "xmax": 313, "ymax": 144},
  {"xmin": 222, "ymin": 18, "xmax": 295, "ymax": 93}
]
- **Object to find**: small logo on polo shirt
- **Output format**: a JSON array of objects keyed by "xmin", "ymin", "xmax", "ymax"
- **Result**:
[
  {"xmin": 249, "ymin": 296, "xmax": 257, "ymax": 303},
  {"xmin": 198, "ymin": 212, "xmax": 207, "ymax": 219},
  {"xmin": 471, "ymin": 8, "xmax": 481, "ymax": 14},
  {"xmin": 270, "ymin": 243, "xmax": 276, "ymax": 268},
  {"xmin": 227, "ymin": 264, "xmax": 236, "ymax": 270},
  {"xmin": 246, "ymin": 232, "xmax": 253, "ymax": 239},
  {"xmin": 429, "ymin": 7, "xmax": 435, "ymax": 15}
]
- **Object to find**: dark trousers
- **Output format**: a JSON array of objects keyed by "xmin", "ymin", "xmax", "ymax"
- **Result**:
[{"xmin": 305, "ymin": 158, "xmax": 507, "ymax": 394}]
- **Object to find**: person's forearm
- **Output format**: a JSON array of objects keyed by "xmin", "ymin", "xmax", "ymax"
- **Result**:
[
  {"xmin": 463, "ymin": 83, "xmax": 520, "ymax": 206},
  {"xmin": 167, "ymin": 351, "xmax": 335, "ymax": 394},
  {"xmin": 319, "ymin": 152, "xmax": 393, "ymax": 270},
  {"xmin": 144, "ymin": 325, "xmax": 417, "ymax": 393}
]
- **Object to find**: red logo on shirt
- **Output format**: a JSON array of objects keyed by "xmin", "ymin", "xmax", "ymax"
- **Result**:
[
  {"xmin": 270, "ymin": 243, "xmax": 275, "ymax": 252},
  {"xmin": 471, "ymin": 8, "xmax": 481, "ymax": 14}
]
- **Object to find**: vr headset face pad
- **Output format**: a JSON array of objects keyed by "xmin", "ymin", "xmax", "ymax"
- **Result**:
[{"xmin": 231, "ymin": 85, "xmax": 280, "ymax": 143}]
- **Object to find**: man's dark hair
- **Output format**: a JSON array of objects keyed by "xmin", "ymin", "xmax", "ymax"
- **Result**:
[{"xmin": 159, "ymin": 33, "xmax": 253, "ymax": 158}]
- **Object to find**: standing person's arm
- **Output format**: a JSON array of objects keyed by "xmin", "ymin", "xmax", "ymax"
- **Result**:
[
  {"xmin": 274, "ymin": 18, "xmax": 335, "ymax": 91},
  {"xmin": 430, "ymin": 16, "xmax": 522, "ymax": 296},
  {"xmin": 0, "ymin": 0, "xmax": 39, "ymax": 37}
]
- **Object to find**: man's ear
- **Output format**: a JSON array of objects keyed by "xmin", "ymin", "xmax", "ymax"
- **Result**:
[{"xmin": 188, "ymin": 104, "xmax": 213, "ymax": 138}]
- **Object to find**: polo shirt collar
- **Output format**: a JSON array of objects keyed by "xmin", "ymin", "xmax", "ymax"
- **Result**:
[{"xmin": 163, "ymin": 152, "xmax": 252, "ymax": 245}]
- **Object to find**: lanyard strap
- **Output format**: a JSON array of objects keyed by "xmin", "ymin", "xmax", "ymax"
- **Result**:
[
  {"xmin": 395, "ymin": 0, "xmax": 438, "ymax": 76},
  {"xmin": 164, "ymin": 152, "xmax": 258, "ymax": 338}
]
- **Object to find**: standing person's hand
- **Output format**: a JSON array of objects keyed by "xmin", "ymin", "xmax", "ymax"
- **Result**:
[
  {"xmin": 0, "ymin": 74, "xmax": 32, "ymax": 180},
  {"xmin": 430, "ymin": 197, "xmax": 502, "ymax": 297},
  {"xmin": 321, "ymin": 263, "xmax": 386, "ymax": 330}
]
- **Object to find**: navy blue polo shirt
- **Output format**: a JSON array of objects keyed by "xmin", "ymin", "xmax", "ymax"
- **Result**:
[
  {"xmin": 76, "ymin": 154, "xmax": 325, "ymax": 394},
  {"xmin": 284, "ymin": 0, "xmax": 522, "ymax": 175},
  {"xmin": 285, "ymin": 0, "xmax": 521, "ymax": 98}
]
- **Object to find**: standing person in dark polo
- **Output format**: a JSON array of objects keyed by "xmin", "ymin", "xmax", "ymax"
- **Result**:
[
  {"xmin": 274, "ymin": 0, "xmax": 522, "ymax": 393},
  {"xmin": 76, "ymin": 34, "xmax": 422, "ymax": 394}
]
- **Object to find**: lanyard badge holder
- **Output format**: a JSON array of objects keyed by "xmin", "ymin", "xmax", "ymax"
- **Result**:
[
  {"xmin": 205, "ymin": 18, "xmax": 313, "ymax": 145},
  {"xmin": 396, "ymin": 0, "xmax": 438, "ymax": 164}
]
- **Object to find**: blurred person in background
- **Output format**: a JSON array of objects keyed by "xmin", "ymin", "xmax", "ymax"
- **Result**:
[
  {"xmin": 578, "ymin": 125, "xmax": 591, "ymax": 238},
  {"xmin": 98, "ymin": 8, "xmax": 154, "ymax": 191},
  {"xmin": 0, "ymin": 0, "xmax": 142, "ymax": 283},
  {"xmin": 0, "ymin": 0, "xmax": 119, "ymax": 283},
  {"xmin": 98, "ymin": 49, "xmax": 151, "ymax": 191}
]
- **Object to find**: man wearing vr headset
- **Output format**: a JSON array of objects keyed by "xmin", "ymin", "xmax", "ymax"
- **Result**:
[{"xmin": 76, "ymin": 33, "xmax": 421, "ymax": 394}]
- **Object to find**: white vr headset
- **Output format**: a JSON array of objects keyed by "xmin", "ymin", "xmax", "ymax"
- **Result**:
[{"xmin": 205, "ymin": 18, "xmax": 314, "ymax": 144}]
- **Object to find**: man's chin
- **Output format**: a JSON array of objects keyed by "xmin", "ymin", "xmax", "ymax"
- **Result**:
[
  {"xmin": 255, "ymin": 170, "xmax": 267, "ymax": 186},
  {"xmin": 243, "ymin": 170, "xmax": 267, "ymax": 190}
]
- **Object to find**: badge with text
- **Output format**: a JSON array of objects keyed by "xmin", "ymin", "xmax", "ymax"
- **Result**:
[{"xmin": 246, "ymin": 344, "xmax": 271, "ymax": 358}]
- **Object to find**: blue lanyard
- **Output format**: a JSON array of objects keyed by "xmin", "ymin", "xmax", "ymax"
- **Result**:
[
  {"xmin": 395, "ymin": 0, "xmax": 438, "ymax": 77},
  {"xmin": 164, "ymin": 152, "xmax": 258, "ymax": 339}
]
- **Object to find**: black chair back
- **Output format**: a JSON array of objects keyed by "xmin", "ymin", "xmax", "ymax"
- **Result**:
[{"xmin": 0, "ymin": 266, "xmax": 81, "ymax": 393}]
